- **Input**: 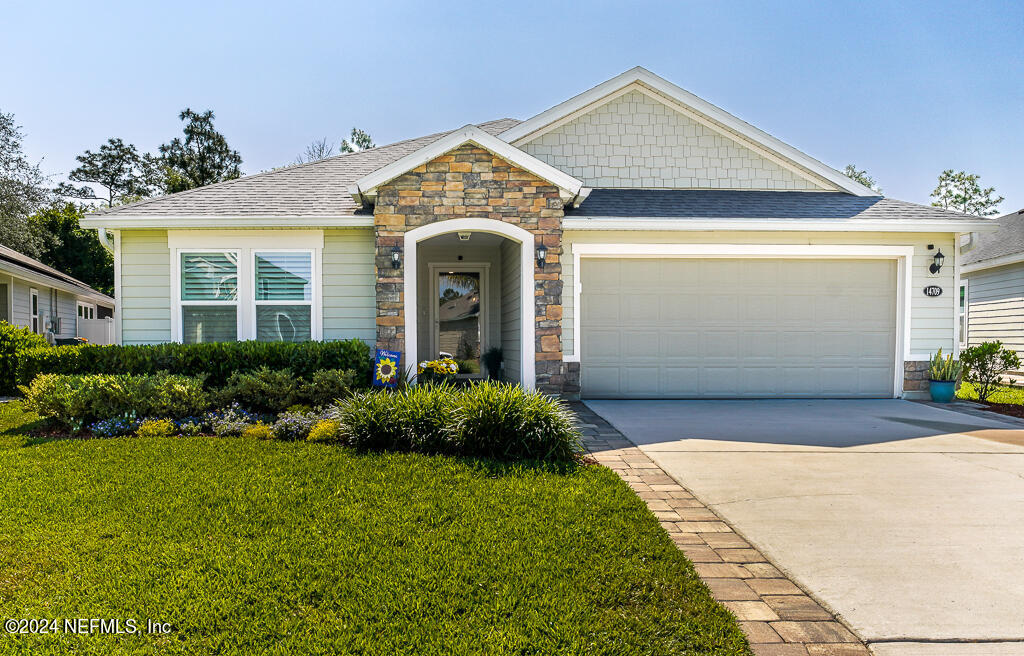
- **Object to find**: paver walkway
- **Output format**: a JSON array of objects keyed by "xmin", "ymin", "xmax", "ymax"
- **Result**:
[{"xmin": 571, "ymin": 402, "xmax": 870, "ymax": 656}]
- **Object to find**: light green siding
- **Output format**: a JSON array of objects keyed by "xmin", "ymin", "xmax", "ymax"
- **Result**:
[
  {"xmin": 322, "ymin": 228, "xmax": 375, "ymax": 344},
  {"xmin": 500, "ymin": 240, "xmax": 521, "ymax": 383},
  {"xmin": 120, "ymin": 229, "xmax": 172, "ymax": 344}
]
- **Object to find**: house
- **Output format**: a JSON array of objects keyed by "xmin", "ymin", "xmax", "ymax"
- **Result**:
[
  {"xmin": 81, "ymin": 67, "xmax": 994, "ymax": 399},
  {"xmin": 961, "ymin": 209, "xmax": 1024, "ymax": 356},
  {"xmin": 0, "ymin": 245, "xmax": 115, "ymax": 344}
]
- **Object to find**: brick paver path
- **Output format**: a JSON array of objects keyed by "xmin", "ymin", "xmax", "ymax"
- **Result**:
[{"xmin": 571, "ymin": 402, "xmax": 871, "ymax": 656}]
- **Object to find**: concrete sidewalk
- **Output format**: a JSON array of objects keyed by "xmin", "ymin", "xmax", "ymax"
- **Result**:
[{"xmin": 586, "ymin": 399, "xmax": 1024, "ymax": 655}]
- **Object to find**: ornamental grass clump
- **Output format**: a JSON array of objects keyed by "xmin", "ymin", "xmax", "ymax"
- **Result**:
[
  {"xmin": 333, "ymin": 391, "xmax": 409, "ymax": 450},
  {"xmin": 452, "ymin": 382, "xmax": 581, "ymax": 462},
  {"xmin": 399, "ymin": 383, "xmax": 457, "ymax": 453}
]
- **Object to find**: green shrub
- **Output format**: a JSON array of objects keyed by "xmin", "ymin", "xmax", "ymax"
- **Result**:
[
  {"xmin": 218, "ymin": 367, "xmax": 299, "ymax": 414},
  {"xmin": 300, "ymin": 368, "xmax": 356, "ymax": 407},
  {"xmin": 0, "ymin": 321, "xmax": 49, "ymax": 395},
  {"xmin": 16, "ymin": 339, "xmax": 372, "ymax": 389},
  {"xmin": 452, "ymin": 383, "xmax": 581, "ymax": 461},
  {"xmin": 242, "ymin": 422, "xmax": 275, "ymax": 440},
  {"xmin": 21, "ymin": 373, "xmax": 209, "ymax": 430},
  {"xmin": 307, "ymin": 419, "xmax": 341, "ymax": 443},
  {"xmin": 137, "ymin": 419, "xmax": 176, "ymax": 438},
  {"xmin": 961, "ymin": 341, "xmax": 1022, "ymax": 402},
  {"xmin": 331, "ymin": 382, "xmax": 581, "ymax": 461}
]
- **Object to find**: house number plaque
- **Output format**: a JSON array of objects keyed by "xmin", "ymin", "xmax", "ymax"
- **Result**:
[{"xmin": 923, "ymin": 285, "xmax": 943, "ymax": 297}]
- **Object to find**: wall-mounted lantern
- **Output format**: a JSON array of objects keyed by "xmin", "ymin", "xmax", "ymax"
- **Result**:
[
  {"xmin": 391, "ymin": 246, "xmax": 401, "ymax": 269},
  {"xmin": 537, "ymin": 245, "xmax": 548, "ymax": 269},
  {"xmin": 930, "ymin": 248, "xmax": 945, "ymax": 274}
]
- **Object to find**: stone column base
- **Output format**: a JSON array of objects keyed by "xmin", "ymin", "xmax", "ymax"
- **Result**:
[{"xmin": 903, "ymin": 361, "xmax": 931, "ymax": 400}]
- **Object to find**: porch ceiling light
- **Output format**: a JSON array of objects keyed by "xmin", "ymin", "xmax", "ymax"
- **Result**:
[
  {"xmin": 458, "ymin": 232, "xmax": 471, "ymax": 241},
  {"xmin": 930, "ymin": 249, "xmax": 945, "ymax": 274},
  {"xmin": 391, "ymin": 246, "xmax": 401, "ymax": 269},
  {"xmin": 537, "ymin": 245, "xmax": 548, "ymax": 269}
]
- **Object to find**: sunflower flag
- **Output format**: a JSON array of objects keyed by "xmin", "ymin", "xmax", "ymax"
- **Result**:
[{"xmin": 373, "ymin": 349, "xmax": 401, "ymax": 388}]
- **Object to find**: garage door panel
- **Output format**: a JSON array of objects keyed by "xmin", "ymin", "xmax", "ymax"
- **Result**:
[{"xmin": 581, "ymin": 258, "xmax": 896, "ymax": 398}]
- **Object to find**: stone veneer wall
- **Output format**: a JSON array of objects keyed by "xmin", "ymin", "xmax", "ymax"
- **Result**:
[
  {"xmin": 903, "ymin": 361, "xmax": 931, "ymax": 398},
  {"xmin": 373, "ymin": 143, "xmax": 578, "ymax": 395}
]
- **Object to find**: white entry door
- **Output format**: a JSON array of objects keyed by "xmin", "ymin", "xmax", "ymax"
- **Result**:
[{"xmin": 580, "ymin": 258, "xmax": 898, "ymax": 398}]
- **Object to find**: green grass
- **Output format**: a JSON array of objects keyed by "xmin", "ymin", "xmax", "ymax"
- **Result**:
[
  {"xmin": 957, "ymin": 381, "xmax": 1024, "ymax": 404},
  {"xmin": 0, "ymin": 403, "xmax": 749, "ymax": 655}
]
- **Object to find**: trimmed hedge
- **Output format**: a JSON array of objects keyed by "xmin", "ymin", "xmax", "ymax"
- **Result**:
[
  {"xmin": 16, "ymin": 339, "xmax": 372, "ymax": 388},
  {"xmin": 0, "ymin": 322, "xmax": 49, "ymax": 395}
]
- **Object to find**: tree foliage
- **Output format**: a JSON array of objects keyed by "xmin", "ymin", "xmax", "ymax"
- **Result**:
[
  {"xmin": 930, "ymin": 169, "xmax": 1003, "ymax": 216},
  {"xmin": 159, "ymin": 109, "xmax": 242, "ymax": 193},
  {"xmin": 29, "ymin": 203, "xmax": 113, "ymax": 295},
  {"xmin": 59, "ymin": 138, "xmax": 162, "ymax": 206},
  {"xmin": 842, "ymin": 164, "xmax": 882, "ymax": 194},
  {"xmin": 340, "ymin": 127, "xmax": 374, "ymax": 153},
  {"xmin": 0, "ymin": 111, "xmax": 52, "ymax": 257}
]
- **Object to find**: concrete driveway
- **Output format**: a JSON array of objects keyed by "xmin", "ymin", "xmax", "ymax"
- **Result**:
[{"xmin": 585, "ymin": 399, "xmax": 1024, "ymax": 656}]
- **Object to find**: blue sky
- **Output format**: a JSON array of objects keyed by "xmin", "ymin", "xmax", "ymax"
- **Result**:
[{"xmin": 3, "ymin": 0, "xmax": 1021, "ymax": 212}]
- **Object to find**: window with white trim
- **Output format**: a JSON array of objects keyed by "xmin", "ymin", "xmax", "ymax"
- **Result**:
[
  {"xmin": 30, "ymin": 288, "xmax": 39, "ymax": 334},
  {"xmin": 253, "ymin": 251, "xmax": 313, "ymax": 342},
  {"xmin": 77, "ymin": 301, "xmax": 96, "ymax": 320},
  {"xmin": 179, "ymin": 251, "xmax": 239, "ymax": 343},
  {"xmin": 959, "ymin": 281, "xmax": 968, "ymax": 346}
]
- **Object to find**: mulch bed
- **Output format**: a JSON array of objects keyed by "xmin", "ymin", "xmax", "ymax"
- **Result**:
[{"xmin": 981, "ymin": 403, "xmax": 1024, "ymax": 420}]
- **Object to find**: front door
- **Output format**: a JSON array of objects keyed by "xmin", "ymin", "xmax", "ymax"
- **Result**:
[{"xmin": 433, "ymin": 269, "xmax": 484, "ymax": 376}]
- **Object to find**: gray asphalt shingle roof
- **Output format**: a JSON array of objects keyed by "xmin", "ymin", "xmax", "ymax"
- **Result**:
[
  {"xmin": 94, "ymin": 119, "xmax": 522, "ymax": 218},
  {"xmin": 0, "ymin": 245, "xmax": 114, "ymax": 302},
  {"xmin": 963, "ymin": 209, "xmax": 1024, "ymax": 265},
  {"xmin": 566, "ymin": 189, "xmax": 981, "ymax": 222}
]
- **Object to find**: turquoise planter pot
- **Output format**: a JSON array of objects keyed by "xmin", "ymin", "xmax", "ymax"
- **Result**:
[{"xmin": 929, "ymin": 380, "xmax": 956, "ymax": 403}]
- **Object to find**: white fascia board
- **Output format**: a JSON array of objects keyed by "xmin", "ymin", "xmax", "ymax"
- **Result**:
[
  {"xmin": 961, "ymin": 251, "xmax": 1024, "ymax": 274},
  {"xmin": 0, "ymin": 262, "xmax": 113, "ymax": 304},
  {"xmin": 562, "ymin": 217, "xmax": 1000, "ymax": 233},
  {"xmin": 499, "ymin": 66, "xmax": 878, "ymax": 197},
  {"xmin": 80, "ymin": 216, "xmax": 374, "ymax": 229},
  {"xmin": 349, "ymin": 125, "xmax": 585, "ymax": 205}
]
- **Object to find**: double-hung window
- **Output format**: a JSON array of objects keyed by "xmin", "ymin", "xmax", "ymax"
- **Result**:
[
  {"xmin": 180, "ymin": 251, "xmax": 239, "ymax": 343},
  {"xmin": 30, "ymin": 288, "xmax": 39, "ymax": 334},
  {"xmin": 959, "ymin": 281, "xmax": 968, "ymax": 347},
  {"xmin": 253, "ymin": 251, "xmax": 313, "ymax": 342}
]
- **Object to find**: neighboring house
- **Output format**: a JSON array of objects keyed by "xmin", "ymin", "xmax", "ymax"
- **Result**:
[
  {"xmin": 961, "ymin": 209, "xmax": 1024, "ymax": 355},
  {"xmin": 82, "ymin": 67, "xmax": 993, "ymax": 399},
  {"xmin": 0, "ymin": 245, "xmax": 115, "ymax": 344}
]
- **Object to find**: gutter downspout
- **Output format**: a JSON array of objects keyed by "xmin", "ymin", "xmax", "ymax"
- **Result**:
[{"xmin": 97, "ymin": 228, "xmax": 115, "ymax": 254}]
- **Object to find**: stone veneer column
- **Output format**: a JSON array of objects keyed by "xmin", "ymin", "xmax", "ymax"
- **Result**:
[{"xmin": 373, "ymin": 144, "xmax": 572, "ymax": 394}]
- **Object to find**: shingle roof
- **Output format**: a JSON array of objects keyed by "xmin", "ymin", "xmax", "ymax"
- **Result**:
[
  {"xmin": 963, "ymin": 209, "xmax": 1024, "ymax": 265},
  {"xmin": 566, "ymin": 189, "xmax": 981, "ymax": 221},
  {"xmin": 94, "ymin": 118, "xmax": 522, "ymax": 218},
  {"xmin": 0, "ymin": 245, "xmax": 114, "ymax": 302}
]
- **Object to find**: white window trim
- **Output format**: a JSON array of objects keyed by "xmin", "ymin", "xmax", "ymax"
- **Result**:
[
  {"xmin": 251, "ymin": 249, "xmax": 320, "ymax": 342},
  {"xmin": 168, "ymin": 231, "xmax": 324, "ymax": 343},
  {"xmin": 567, "ymin": 243, "xmax": 915, "ymax": 399},
  {"xmin": 958, "ymin": 279, "xmax": 969, "ymax": 348},
  {"xmin": 427, "ymin": 262, "xmax": 490, "ymax": 375},
  {"xmin": 174, "ymin": 248, "xmax": 242, "ymax": 344},
  {"xmin": 77, "ymin": 301, "xmax": 96, "ymax": 320},
  {"xmin": 30, "ymin": 288, "xmax": 39, "ymax": 334}
]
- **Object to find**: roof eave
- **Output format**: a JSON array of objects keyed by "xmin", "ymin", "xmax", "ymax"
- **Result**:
[
  {"xmin": 562, "ymin": 216, "xmax": 1000, "ymax": 233},
  {"xmin": 962, "ymin": 251, "xmax": 1024, "ymax": 274},
  {"xmin": 80, "ymin": 216, "xmax": 375, "ymax": 229}
]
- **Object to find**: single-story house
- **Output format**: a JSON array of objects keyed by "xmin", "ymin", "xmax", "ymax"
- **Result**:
[
  {"xmin": 0, "ymin": 245, "xmax": 115, "ymax": 344},
  {"xmin": 82, "ymin": 67, "xmax": 994, "ymax": 399},
  {"xmin": 961, "ymin": 209, "xmax": 1024, "ymax": 355}
]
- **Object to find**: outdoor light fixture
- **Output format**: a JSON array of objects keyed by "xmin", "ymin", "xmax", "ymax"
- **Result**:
[
  {"xmin": 930, "ymin": 249, "xmax": 945, "ymax": 274},
  {"xmin": 537, "ymin": 245, "xmax": 548, "ymax": 269},
  {"xmin": 458, "ymin": 232, "xmax": 471, "ymax": 241},
  {"xmin": 391, "ymin": 246, "xmax": 401, "ymax": 269}
]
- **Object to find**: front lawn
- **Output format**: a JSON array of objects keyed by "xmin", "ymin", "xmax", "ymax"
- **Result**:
[
  {"xmin": 957, "ymin": 381, "xmax": 1024, "ymax": 405},
  {"xmin": 0, "ymin": 403, "xmax": 749, "ymax": 655}
]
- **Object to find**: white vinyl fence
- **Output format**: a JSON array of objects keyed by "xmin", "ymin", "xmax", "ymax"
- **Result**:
[{"xmin": 77, "ymin": 317, "xmax": 115, "ymax": 345}]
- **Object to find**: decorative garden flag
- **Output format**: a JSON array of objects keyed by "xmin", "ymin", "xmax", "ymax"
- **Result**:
[{"xmin": 373, "ymin": 349, "xmax": 401, "ymax": 388}]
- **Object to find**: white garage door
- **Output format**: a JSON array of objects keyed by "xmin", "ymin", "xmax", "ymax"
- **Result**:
[{"xmin": 580, "ymin": 258, "xmax": 897, "ymax": 398}]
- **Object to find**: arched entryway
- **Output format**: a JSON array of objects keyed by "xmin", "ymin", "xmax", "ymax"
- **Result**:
[{"xmin": 403, "ymin": 218, "xmax": 535, "ymax": 388}]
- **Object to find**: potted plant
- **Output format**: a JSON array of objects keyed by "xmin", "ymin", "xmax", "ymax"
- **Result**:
[
  {"xmin": 481, "ymin": 347, "xmax": 503, "ymax": 380},
  {"xmin": 417, "ymin": 357, "xmax": 459, "ymax": 385},
  {"xmin": 928, "ymin": 349, "xmax": 962, "ymax": 403}
]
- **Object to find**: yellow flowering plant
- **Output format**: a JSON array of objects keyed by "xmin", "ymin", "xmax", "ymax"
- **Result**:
[{"xmin": 417, "ymin": 357, "xmax": 459, "ymax": 384}]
